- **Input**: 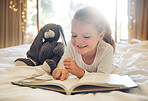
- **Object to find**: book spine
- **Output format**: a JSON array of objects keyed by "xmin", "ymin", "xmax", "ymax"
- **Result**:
[{"xmin": 66, "ymin": 91, "xmax": 71, "ymax": 95}]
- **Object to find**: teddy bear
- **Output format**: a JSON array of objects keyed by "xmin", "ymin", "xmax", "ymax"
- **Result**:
[{"xmin": 14, "ymin": 23, "xmax": 67, "ymax": 74}]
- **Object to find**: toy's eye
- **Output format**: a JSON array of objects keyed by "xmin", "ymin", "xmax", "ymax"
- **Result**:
[{"xmin": 44, "ymin": 30, "xmax": 55, "ymax": 38}]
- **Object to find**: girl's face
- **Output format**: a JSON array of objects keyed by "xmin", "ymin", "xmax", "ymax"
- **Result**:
[{"xmin": 71, "ymin": 20, "xmax": 104, "ymax": 56}]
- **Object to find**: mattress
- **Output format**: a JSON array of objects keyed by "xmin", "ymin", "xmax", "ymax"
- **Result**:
[{"xmin": 0, "ymin": 42, "xmax": 148, "ymax": 101}]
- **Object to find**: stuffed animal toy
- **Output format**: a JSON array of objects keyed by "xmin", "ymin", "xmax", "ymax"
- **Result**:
[{"xmin": 15, "ymin": 23, "xmax": 67, "ymax": 74}]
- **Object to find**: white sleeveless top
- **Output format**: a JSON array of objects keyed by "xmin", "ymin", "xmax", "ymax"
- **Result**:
[{"xmin": 57, "ymin": 40, "xmax": 114, "ymax": 74}]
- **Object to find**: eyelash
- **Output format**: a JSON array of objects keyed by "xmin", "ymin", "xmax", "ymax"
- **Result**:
[
  {"xmin": 72, "ymin": 35, "xmax": 91, "ymax": 39},
  {"xmin": 84, "ymin": 36, "xmax": 91, "ymax": 38},
  {"xmin": 72, "ymin": 35, "xmax": 77, "ymax": 37}
]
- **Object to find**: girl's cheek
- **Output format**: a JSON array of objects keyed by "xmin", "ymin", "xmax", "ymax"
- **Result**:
[
  {"xmin": 71, "ymin": 38, "xmax": 75, "ymax": 45},
  {"xmin": 71, "ymin": 38, "xmax": 74, "ymax": 42}
]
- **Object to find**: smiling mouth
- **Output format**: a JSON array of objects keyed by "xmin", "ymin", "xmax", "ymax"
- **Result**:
[{"xmin": 77, "ymin": 45, "xmax": 88, "ymax": 48}]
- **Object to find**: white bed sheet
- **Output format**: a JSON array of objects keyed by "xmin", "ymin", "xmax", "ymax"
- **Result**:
[{"xmin": 0, "ymin": 42, "xmax": 148, "ymax": 101}]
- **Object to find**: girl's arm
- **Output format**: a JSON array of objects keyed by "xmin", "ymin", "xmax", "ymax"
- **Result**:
[
  {"xmin": 53, "ymin": 41, "xmax": 77, "ymax": 80},
  {"xmin": 97, "ymin": 45, "xmax": 114, "ymax": 74},
  {"xmin": 63, "ymin": 57, "xmax": 85, "ymax": 78},
  {"xmin": 57, "ymin": 41, "xmax": 74, "ymax": 68}
]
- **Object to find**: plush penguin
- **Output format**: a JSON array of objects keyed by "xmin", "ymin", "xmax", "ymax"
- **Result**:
[{"xmin": 15, "ymin": 23, "xmax": 67, "ymax": 74}]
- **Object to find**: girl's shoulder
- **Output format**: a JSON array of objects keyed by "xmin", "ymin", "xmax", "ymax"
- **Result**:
[
  {"xmin": 65, "ymin": 41, "xmax": 76, "ymax": 53},
  {"xmin": 67, "ymin": 41, "xmax": 74, "ymax": 49},
  {"xmin": 97, "ymin": 40, "xmax": 113, "ymax": 52}
]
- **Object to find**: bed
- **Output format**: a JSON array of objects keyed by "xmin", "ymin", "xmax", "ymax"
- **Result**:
[{"xmin": 0, "ymin": 41, "xmax": 148, "ymax": 101}]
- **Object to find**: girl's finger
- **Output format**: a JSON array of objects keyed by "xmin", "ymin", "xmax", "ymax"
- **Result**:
[
  {"xmin": 63, "ymin": 58, "xmax": 70, "ymax": 62},
  {"xmin": 67, "ymin": 69, "xmax": 73, "ymax": 73},
  {"xmin": 65, "ymin": 73, "xmax": 69, "ymax": 78},
  {"xmin": 60, "ymin": 70, "xmax": 68, "ymax": 81},
  {"xmin": 55, "ymin": 70, "xmax": 61, "ymax": 79},
  {"xmin": 65, "ymin": 66, "xmax": 71, "ymax": 70},
  {"xmin": 63, "ymin": 63, "xmax": 71, "ymax": 66},
  {"xmin": 63, "ymin": 57, "xmax": 73, "ymax": 62}
]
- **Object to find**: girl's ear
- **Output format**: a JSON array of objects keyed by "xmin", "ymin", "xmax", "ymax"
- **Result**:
[{"xmin": 99, "ymin": 30, "xmax": 105, "ymax": 40}]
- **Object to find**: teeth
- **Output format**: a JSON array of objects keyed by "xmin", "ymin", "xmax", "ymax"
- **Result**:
[
  {"xmin": 79, "ymin": 46, "xmax": 84, "ymax": 48},
  {"xmin": 77, "ymin": 45, "xmax": 87, "ymax": 48}
]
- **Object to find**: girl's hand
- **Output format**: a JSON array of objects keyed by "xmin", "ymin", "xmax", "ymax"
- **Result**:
[
  {"xmin": 63, "ymin": 57, "xmax": 85, "ymax": 78},
  {"xmin": 52, "ymin": 68, "xmax": 69, "ymax": 81}
]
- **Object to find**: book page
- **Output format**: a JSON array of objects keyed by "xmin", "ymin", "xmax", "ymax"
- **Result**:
[
  {"xmin": 121, "ymin": 75, "xmax": 137, "ymax": 87},
  {"xmin": 34, "ymin": 73, "xmax": 53, "ymax": 80},
  {"xmin": 70, "ymin": 74, "xmax": 137, "ymax": 94},
  {"xmin": 71, "ymin": 85, "xmax": 120, "ymax": 94},
  {"xmin": 70, "ymin": 73, "xmax": 126, "ymax": 92},
  {"xmin": 47, "ymin": 76, "xmax": 79, "ymax": 91},
  {"xmin": 13, "ymin": 73, "xmax": 79, "ymax": 94},
  {"xmin": 12, "ymin": 73, "xmax": 137, "ymax": 95}
]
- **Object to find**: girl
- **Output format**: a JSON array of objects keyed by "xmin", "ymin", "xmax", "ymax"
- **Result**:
[{"xmin": 52, "ymin": 7, "xmax": 115, "ymax": 81}]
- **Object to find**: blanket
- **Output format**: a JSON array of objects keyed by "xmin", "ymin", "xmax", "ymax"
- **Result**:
[{"xmin": 0, "ymin": 42, "xmax": 148, "ymax": 101}]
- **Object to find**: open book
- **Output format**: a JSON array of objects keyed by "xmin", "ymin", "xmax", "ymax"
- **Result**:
[{"xmin": 12, "ymin": 73, "xmax": 137, "ymax": 95}]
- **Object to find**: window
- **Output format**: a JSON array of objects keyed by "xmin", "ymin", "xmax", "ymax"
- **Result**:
[
  {"xmin": 26, "ymin": 0, "xmax": 128, "ymax": 43},
  {"xmin": 26, "ymin": 0, "xmax": 37, "ymax": 43}
]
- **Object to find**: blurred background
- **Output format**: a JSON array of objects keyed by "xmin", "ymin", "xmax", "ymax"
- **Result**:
[{"xmin": 0, "ymin": 0, "xmax": 148, "ymax": 48}]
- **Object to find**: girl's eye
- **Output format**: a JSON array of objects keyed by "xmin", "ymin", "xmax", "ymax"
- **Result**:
[
  {"xmin": 72, "ymin": 35, "xmax": 77, "ymax": 37},
  {"xmin": 84, "ymin": 36, "xmax": 91, "ymax": 39}
]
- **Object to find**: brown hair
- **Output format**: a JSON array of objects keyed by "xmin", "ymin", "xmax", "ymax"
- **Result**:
[{"xmin": 72, "ymin": 7, "xmax": 115, "ymax": 52}]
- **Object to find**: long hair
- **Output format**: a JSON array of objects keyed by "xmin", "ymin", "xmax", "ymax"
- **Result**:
[{"xmin": 72, "ymin": 7, "xmax": 115, "ymax": 53}]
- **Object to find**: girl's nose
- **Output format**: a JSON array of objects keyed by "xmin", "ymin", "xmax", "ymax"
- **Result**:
[{"xmin": 76, "ymin": 36, "xmax": 83, "ymax": 44}]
